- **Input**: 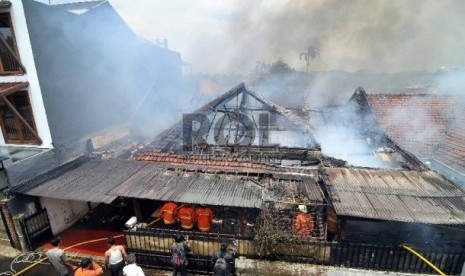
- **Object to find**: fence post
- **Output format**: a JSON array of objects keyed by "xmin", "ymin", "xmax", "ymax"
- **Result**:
[
  {"xmin": 19, "ymin": 217, "xmax": 32, "ymax": 251},
  {"xmin": 0, "ymin": 198, "xmax": 21, "ymax": 250},
  {"xmin": 12, "ymin": 213, "xmax": 29, "ymax": 252}
]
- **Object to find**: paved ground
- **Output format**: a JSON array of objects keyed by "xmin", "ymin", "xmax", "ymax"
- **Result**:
[
  {"xmin": 0, "ymin": 254, "xmax": 429, "ymax": 276},
  {"xmin": 0, "ymin": 245, "xmax": 437, "ymax": 276}
]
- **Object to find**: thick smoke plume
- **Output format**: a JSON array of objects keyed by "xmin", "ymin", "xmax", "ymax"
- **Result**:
[{"xmin": 111, "ymin": 0, "xmax": 465, "ymax": 74}]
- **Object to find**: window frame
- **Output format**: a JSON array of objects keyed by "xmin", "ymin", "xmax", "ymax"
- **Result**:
[
  {"xmin": 0, "ymin": 91, "xmax": 39, "ymax": 145},
  {"xmin": 0, "ymin": 12, "xmax": 23, "ymax": 75}
]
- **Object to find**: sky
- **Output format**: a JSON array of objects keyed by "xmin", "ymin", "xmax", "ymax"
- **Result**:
[{"xmin": 105, "ymin": 0, "xmax": 465, "ymax": 75}]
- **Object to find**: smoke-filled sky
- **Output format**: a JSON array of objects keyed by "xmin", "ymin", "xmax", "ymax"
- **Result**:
[{"xmin": 105, "ymin": 0, "xmax": 465, "ymax": 74}]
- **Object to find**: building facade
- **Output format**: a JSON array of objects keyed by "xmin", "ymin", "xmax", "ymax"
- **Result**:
[{"xmin": 1, "ymin": 0, "xmax": 183, "ymax": 248}]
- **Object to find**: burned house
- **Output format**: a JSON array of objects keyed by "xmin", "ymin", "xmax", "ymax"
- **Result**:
[
  {"xmin": 3, "ymin": 85, "xmax": 321, "ymax": 272},
  {"xmin": 7, "ymin": 82, "xmax": 465, "ymax": 274},
  {"xmin": 0, "ymin": 0, "xmax": 463, "ymax": 274}
]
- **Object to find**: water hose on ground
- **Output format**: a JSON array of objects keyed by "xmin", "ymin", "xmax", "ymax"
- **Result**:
[
  {"xmin": 401, "ymin": 244, "xmax": 446, "ymax": 276},
  {"xmin": 10, "ymin": 234, "xmax": 124, "ymax": 276}
]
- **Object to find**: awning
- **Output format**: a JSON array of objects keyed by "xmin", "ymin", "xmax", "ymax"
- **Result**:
[
  {"xmin": 12, "ymin": 157, "xmax": 263, "ymax": 208},
  {"xmin": 0, "ymin": 82, "xmax": 29, "ymax": 97},
  {"xmin": 0, "ymin": 1, "xmax": 11, "ymax": 9}
]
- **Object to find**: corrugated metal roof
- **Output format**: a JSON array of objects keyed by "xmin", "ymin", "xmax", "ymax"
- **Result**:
[
  {"xmin": 107, "ymin": 166, "xmax": 262, "ymax": 208},
  {"xmin": 325, "ymin": 167, "xmax": 465, "ymax": 224},
  {"xmin": 14, "ymin": 158, "xmax": 145, "ymax": 203},
  {"xmin": 13, "ymin": 158, "xmax": 263, "ymax": 208}
]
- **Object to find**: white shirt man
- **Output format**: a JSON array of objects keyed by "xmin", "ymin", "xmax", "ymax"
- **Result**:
[{"xmin": 123, "ymin": 254, "xmax": 145, "ymax": 276}]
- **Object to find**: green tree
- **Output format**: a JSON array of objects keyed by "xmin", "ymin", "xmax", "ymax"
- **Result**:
[{"xmin": 269, "ymin": 58, "xmax": 294, "ymax": 75}]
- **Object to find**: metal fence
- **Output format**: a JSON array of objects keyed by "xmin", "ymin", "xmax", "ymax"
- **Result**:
[
  {"xmin": 20, "ymin": 208, "xmax": 52, "ymax": 251},
  {"xmin": 330, "ymin": 242, "xmax": 465, "ymax": 275},
  {"xmin": 124, "ymin": 228, "xmax": 465, "ymax": 275},
  {"xmin": 124, "ymin": 228, "xmax": 247, "ymax": 273}
]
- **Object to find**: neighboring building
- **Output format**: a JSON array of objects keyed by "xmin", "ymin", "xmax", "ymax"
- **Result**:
[
  {"xmin": 348, "ymin": 87, "xmax": 465, "ymax": 191},
  {"xmin": 0, "ymin": 0, "xmax": 182, "ymax": 249}
]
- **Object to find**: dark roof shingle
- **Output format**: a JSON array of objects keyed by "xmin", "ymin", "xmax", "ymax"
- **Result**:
[
  {"xmin": 325, "ymin": 167, "xmax": 465, "ymax": 224},
  {"xmin": 366, "ymin": 94, "xmax": 456, "ymax": 158}
]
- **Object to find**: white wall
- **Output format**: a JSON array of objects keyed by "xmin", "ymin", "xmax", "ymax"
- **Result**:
[
  {"xmin": 0, "ymin": 1, "xmax": 53, "ymax": 148},
  {"xmin": 40, "ymin": 197, "xmax": 88, "ymax": 235}
]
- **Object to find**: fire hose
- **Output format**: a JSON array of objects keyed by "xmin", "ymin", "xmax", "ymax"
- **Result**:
[
  {"xmin": 2, "ymin": 234, "xmax": 124, "ymax": 276},
  {"xmin": 401, "ymin": 244, "xmax": 446, "ymax": 276}
]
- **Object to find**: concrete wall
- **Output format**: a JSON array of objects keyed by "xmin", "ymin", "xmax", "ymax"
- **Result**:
[{"xmin": 40, "ymin": 197, "xmax": 88, "ymax": 235}]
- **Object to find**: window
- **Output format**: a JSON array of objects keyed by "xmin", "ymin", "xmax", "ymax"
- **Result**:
[
  {"xmin": 0, "ymin": 13, "xmax": 21, "ymax": 74},
  {"xmin": 0, "ymin": 91, "xmax": 39, "ymax": 144}
]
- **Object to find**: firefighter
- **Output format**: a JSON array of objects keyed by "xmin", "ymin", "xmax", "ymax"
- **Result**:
[
  {"xmin": 294, "ymin": 205, "xmax": 314, "ymax": 237},
  {"xmin": 178, "ymin": 203, "xmax": 196, "ymax": 230},
  {"xmin": 160, "ymin": 201, "xmax": 178, "ymax": 225},
  {"xmin": 195, "ymin": 204, "xmax": 214, "ymax": 232}
]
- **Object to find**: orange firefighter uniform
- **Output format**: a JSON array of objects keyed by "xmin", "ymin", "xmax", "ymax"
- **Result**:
[
  {"xmin": 195, "ymin": 206, "xmax": 213, "ymax": 232},
  {"xmin": 160, "ymin": 202, "xmax": 178, "ymax": 225},
  {"xmin": 178, "ymin": 204, "xmax": 196, "ymax": 230},
  {"xmin": 294, "ymin": 213, "xmax": 314, "ymax": 237}
]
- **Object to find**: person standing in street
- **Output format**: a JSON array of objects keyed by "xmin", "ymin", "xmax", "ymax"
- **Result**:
[
  {"xmin": 172, "ymin": 233, "xmax": 191, "ymax": 276},
  {"xmin": 211, "ymin": 242, "xmax": 237, "ymax": 276},
  {"xmin": 105, "ymin": 236, "xmax": 128, "ymax": 276},
  {"xmin": 122, "ymin": 253, "xmax": 145, "ymax": 276},
  {"xmin": 75, "ymin": 257, "xmax": 103, "ymax": 276},
  {"xmin": 46, "ymin": 236, "xmax": 77, "ymax": 276}
]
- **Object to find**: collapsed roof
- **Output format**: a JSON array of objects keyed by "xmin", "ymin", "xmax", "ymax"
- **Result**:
[
  {"xmin": 11, "ymin": 83, "xmax": 465, "ymax": 226},
  {"xmin": 143, "ymin": 83, "xmax": 320, "ymax": 154}
]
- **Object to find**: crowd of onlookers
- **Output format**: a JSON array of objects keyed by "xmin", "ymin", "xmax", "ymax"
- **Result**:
[
  {"xmin": 47, "ymin": 236, "xmax": 144, "ymax": 276},
  {"xmin": 46, "ymin": 232, "xmax": 237, "ymax": 276}
]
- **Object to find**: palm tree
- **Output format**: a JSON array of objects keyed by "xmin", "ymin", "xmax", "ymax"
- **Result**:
[{"xmin": 299, "ymin": 47, "xmax": 320, "ymax": 73}]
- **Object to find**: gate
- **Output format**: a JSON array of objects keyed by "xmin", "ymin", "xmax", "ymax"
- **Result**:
[{"xmin": 20, "ymin": 208, "xmax": 52, "ymax": 251}]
